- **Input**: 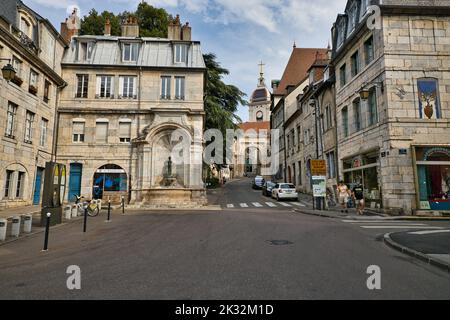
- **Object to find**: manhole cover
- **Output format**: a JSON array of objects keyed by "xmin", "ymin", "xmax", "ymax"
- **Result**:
[{"xmin": 267, "ymin": 240, "xmax": 293, "ymax": 246}]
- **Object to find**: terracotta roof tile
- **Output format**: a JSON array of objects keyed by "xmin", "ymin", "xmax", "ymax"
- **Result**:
[
  {"xmin": 238, "ymin": 121, "xmax": 270, "ymax": 133},
  {"xmin": 274, "ymin": 48, "xmax": 329, "ymax": 96}
]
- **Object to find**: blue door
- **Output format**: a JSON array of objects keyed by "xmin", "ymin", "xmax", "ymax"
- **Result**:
[
  {"xmin": 68, "ymin": 164, "xmax": 83, "ymax": 203},
  {"xmin": 33, "ymin": 168, "xmax": 44, "ymax": 205}
]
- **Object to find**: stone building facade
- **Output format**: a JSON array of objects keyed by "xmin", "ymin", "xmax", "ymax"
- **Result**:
[
  {"xmin": 0, "ymin": 0, "xmax": 66, "ymax": 209},
  {"xmin": 232, "ymin": 65, "xmax": 271, "ymax": 178},
  {"xmin": 56, "ymin": 16, "xmax": 207, "ymax": 207},
  {"xmin": 271, "ymin": 46, "xmax": 328, "ymax": 184},
  {"xmin": 332, "ymin": 0, "xmax": 450, "ymax": 214}
]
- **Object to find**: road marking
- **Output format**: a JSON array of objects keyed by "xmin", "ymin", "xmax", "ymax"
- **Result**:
[
  {"xmin": 409, "ymin": 230, "xmax": 450, "ymax": 235},
  {"xmin": 240, "ymin": 203, "xmax": 249, "ymax": 208},
  {"xmin": 252, "ymin": 202, "xmax": 263, "ymax": 207},
  {"xmin": 266, "ymin": 202, "xmax": 277, "ymax": 207},
  {"xmin": 342, "ymin": 220, "xmax": 428, "ymax": 224},
  {"xmin": 360, "ymin": 226, "xmax": 444, "ymax": 229},
  {"xmin": 278, "ymin": 202, "xmax": 292, "ymax": 207},
  {"xmin": 291, "ymin": 202, "xmax": 306, "ymax": 207},
  {"xmin": 226, "ymin": 204, "xmax": 234, "ymax": 208}
]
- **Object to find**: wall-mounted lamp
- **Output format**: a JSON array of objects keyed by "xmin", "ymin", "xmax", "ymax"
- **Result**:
[
  {"xmin": 358, "ymin": 81, "xmax": 384, "ymax": 101},
  {"xmin": 1, "ymin": 59, "xmax": 16, "ymax": 82}
]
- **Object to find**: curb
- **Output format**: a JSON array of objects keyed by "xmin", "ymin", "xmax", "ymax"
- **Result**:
[
  {"xmin": 293, "ymin": 208, "xmax": 450, "ymax": 221},
  {"xmin": 383, "ymin": 233, "xmax": 450, "ymax": 273},
  {"xmin": 123, "ymin": 206, "xmax": 222, "ymax": 212}
]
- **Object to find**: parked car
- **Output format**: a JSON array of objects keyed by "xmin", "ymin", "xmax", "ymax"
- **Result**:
[
  {"xmin": 272, "ymin": 183, "xmax": 298, "ymax": 201},
  {"xmin": 252, "ymin": 176, "xmax": 265, "ymax": 189},
  {"xmin": 262, "ymin": 181, "xmax": 276, "ymax": 197}
]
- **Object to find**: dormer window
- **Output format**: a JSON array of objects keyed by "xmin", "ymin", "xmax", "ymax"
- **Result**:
[
  {"xmin": 174, "ymin": 44, "xmax": 188, "ymax": 63},
  {"xmin": 122, "ymin": 43, "xmax": 139, "ymax": 62},
  {"xmin": 337, "ymin": 19, "xmax": 346, "ymax": 48},
  {"xmin": 347, "ymin": 2, "xmax": 358, "ymax": 35},
  {"xmin": 20, "ymin": 17, "xmax": 32, "ymax": 38},
  {"xmin": 79, "ymin": 42, "xmax": 95, "ymax": 61}
]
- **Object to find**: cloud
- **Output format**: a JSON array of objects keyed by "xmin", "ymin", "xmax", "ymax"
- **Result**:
[{"xmin": 26, "ymin": 0, "xmax": 74, "ymax": 9}]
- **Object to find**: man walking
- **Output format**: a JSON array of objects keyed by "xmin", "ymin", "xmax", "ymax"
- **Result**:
[{"xmin": 352, "ymin": 180, "xmax": 365, "ymax": 215}]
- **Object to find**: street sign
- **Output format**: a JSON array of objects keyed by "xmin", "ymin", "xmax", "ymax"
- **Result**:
[
  {"xmin": 311, "ymin": 160, "xmax": 327, "ymax": 176},
  {"xmin": 312, "ymin": 176, "xmax": 327, "ymax": 198}
]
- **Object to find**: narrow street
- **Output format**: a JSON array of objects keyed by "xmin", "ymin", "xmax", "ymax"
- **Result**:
[{"xmin": 1, "ymin": 178, "xmax": 449, "ymax": 300}]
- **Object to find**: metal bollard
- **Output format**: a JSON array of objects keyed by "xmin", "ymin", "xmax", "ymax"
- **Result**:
[
  {"xmin": 121, "ymin": 196, "xmax": 125, "ymax": 215},
  {"xmin": 106, "ymin": 199, "xmax": 111, "ymax": 222},
  {"xmin": 71, "ymin": 205, "xmax": 78, "ymax": 218},
  {"xmin": 83, "ymin": 206, "xmax": 88, "ymax": 233},
  {"xmin": 0, "ymin": 218, "xmax": 7, "ymax": 241},
  {"xmin": 23, "ymin": 214, "xmax": 32, "ymax": 234},
  {"xmin": 11, "ymin": 216, "xmax": 21, "ymax": 238},
  {"xmin": 64, "ymin": 206, "xmax": 71, "ymax": 220},
  {"xmin": 43, "ymin": 212, "xmax": 51, "ymax": 251}
]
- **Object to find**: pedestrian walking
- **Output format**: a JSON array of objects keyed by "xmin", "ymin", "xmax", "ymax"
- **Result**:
[
  {"xmin": 337, "ymin": 181, "xmax": 350, "ymax": 213},
  {"xmin": 352, "ymin": 180, "xmax": 365, "ymax": 215}
]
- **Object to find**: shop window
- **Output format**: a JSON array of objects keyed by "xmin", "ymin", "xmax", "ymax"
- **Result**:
[
  {"xmin": 93, "ymin": 164, "xmax": 127, "ymax": 200},
  {"xmin": 416, "ymin": 147, "xmax": 450, "ymax": 210}
]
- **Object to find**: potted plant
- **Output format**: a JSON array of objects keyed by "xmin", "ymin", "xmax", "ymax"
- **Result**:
[
  {"xmin": 29, "ymin": 85, "xmax": 38, "ymax": 95},
  {"xmin": 11, "ymin": 75, "xmax": 23, "ymax": 86}
]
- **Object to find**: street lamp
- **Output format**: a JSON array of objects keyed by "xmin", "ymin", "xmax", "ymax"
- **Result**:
[
  {"xmin": 359, "ymin": 81, "xmax": 384, "ymax": 101},
  {"xmin": 1, "ymin": 59, "xmax": 16, "ymax": 81}
]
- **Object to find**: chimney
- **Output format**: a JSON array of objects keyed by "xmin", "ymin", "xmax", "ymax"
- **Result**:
[
  {"xmin": 60, "ymin": 9, "xmax": 79, "ymax": 43},
  {"xmin": 181, "ymin": 22, "xmax": 191, "ymax": 41},
  {"xmin": 104, "ymin": 18, "xmax": 111, "ymax": 36},
  {"xmin": 121, "ymin": 16, "xmax": 139, "ymax": 37},
  {"xmin": 168, "ymin": 14, "xmax": 182, "ymax": 40}
]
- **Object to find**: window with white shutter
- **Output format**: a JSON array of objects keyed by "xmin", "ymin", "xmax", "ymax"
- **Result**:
[
  {"xmin": 161, "ymin": 76, "xmax": 171, "ymax": 100},
  {"xmin": 175, "ymin": 76, "xmax": 185, "ymax": 100},
  {"xmin": 119, "ymin": 122, "xmax": 131, "ymax": 143},
  {"xmin": 40, "ymin": 118, "xmax": 48, "ymax": 147},
  {"xmin": 96, "ymin": 76, "xmax": 114, "ymax": 98},
  {"xmin": 96, "ymin": 122, "xmax": 109, "ymax": 143},
  {"xmin": 73, "ymin": 121, "xmax": 85, "ymax": 143},
  {"xmin": 119, "ymin": 76, "xmax": 136, "ymax": 99}
]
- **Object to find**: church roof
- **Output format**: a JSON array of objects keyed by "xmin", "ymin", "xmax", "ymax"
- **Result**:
[
  {"xmin": 239, "ymin": 121, "xmax": 270, "ymax": 133},
  {"xmin": 251, "ymin": 87, "xmax": 271, "ymax": 103},
  {"xmin": 274, "ymin": 47, "xmax": 328, "ymax": 96}
]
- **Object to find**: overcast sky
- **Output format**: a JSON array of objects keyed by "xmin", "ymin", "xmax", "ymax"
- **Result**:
[{"xmin": 24, "ymin": 0, "xmax": 347, "ymax": 122}]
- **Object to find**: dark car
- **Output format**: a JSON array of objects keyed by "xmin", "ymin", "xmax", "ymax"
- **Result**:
[
  {"xmin": 262, "ymin": 181, "xmax": 276, "ymax": 197},
  {"xmin": 252, "ymin": 176, "xmax": 265, "ymax": 190}
]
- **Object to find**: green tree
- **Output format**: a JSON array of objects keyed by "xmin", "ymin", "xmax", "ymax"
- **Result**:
[
  {"xmin": 135, "ymin": 2, "xmax": 170, "ymax": 38},
  {"xmin": 203, "ymin": 53, "xmax": 246, "ymax": 132},
  {"xmin": 80, "ymin": 9, "xmax": 121, "ymax": 36}
]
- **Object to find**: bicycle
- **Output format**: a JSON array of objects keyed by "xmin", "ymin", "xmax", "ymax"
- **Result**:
[{"xmin": 74, "ymin": 195, "xmax": 100, "ymax": 217}]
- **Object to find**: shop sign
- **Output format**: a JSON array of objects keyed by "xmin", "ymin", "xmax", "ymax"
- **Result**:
[
  {"xmin": 420, "ymin": 201, "xmax": 431, "ymax": 210},
  {"xmin": 312, "ymin": 176, "xmax": 327, "ymax": 198},
  {"xmin": 423, "ymin": 147, "xmax": 450, "ymax": 161},
  {"xmin": 311, "ymin": 160, "xmax": 327, "ymax": 176}
]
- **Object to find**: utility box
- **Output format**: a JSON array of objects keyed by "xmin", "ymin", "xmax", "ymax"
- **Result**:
[{"xmin": 41, "ymin": 162, "xmax": 67, "ymax": 227}]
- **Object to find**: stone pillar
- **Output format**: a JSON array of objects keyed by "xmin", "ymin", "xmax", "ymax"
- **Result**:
[{"xmin": 142, "ymin": 145, "xmax": 152, "ymax": 189}]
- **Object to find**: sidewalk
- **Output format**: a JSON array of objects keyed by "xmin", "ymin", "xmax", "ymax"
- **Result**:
[
  {"xmin": 0, "ymin": 205, "xmax": 41, "ymax": 220},
  {"xmin": 384, "ymin": 231, "xmax": 450, "ymax": 272}
]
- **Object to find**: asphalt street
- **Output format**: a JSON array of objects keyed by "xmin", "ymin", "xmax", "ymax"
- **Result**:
[{"xmin": 0, "ymin": 178, "xmax": 449, "ymax": 300}]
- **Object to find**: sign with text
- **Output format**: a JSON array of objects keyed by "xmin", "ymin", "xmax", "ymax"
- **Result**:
[
  {"xmin": 311, "ymin": 160, "xmax": 327, "ymax": 176},
  {"xmin": 312, "ymin": 176, "xmax": 327, "ymax": 198}
]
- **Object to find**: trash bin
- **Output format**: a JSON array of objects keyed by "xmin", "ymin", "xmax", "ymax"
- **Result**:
[
  {"xmin": 71, "ymin": 204, "xmax": 77, "ymax": 218},
  {"xmin": 0, "ymin": 218, "xmax": 7, "ymax": 241},
  {"xmin": 11, "ymin": 216, "xmax": 21, "ymax": 238},
  {"xmin": 23, "ymin": 215, "xmax": 32, "ymax": 233},
  {"xmin": 64, "ymin": 206, "xmax": 71, "ymax": 220}
]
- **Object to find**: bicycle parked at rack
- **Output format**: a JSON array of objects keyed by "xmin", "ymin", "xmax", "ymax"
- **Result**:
[{"xmin": 74, "ymin": 195, "xmax": 100, "ymax": 217}]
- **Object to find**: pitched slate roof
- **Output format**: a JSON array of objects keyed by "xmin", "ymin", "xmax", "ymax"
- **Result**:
[{"xmin": 274, "ymin": 48, "xmax": 329, "ymax": 96}]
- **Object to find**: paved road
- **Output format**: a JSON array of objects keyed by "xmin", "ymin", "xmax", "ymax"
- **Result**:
[{"xmin": 0, "ymin": 179, "xmax": 449, "ymax": 299}]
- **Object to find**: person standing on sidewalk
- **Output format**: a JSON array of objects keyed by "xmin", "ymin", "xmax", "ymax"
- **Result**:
[
  {"xmin": 352, "ymin": 180, "xmax": 365, "ymax": 215},
  {"xmin": 337, "ymin": 181, "xmax": 350, "ymax": 214}
]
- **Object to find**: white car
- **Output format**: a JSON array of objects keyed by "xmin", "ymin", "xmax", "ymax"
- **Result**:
[{"xmin": 272, "ymin": 183, "xmax": 298, "ymax": 201}]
